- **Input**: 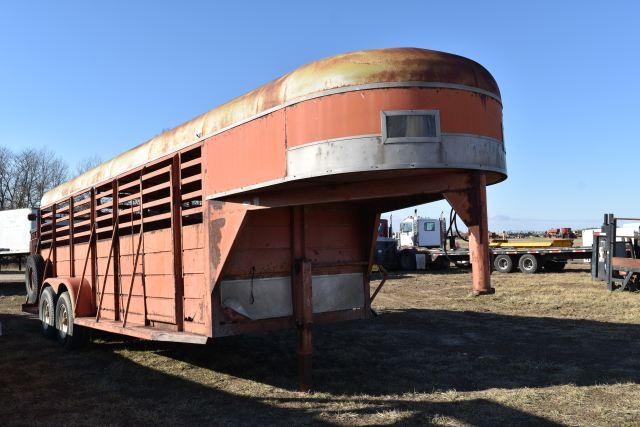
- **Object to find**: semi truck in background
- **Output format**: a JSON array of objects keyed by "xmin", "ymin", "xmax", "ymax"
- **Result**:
[
  {"xmin": 376, "ymin": 213, "xmax": 592, "ymax": 273},
  {"xmin": 0, "ymin": 208, "xmax": 35, "ymax": 271}
]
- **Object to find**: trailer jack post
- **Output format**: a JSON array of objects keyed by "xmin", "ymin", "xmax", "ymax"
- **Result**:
[
  {"xmin": 445, "ymin": 171, "xmax": 494, "ymax": 296},
  {"xmin": 297, "ymin": 259, "xmax": 313, "ymax": 392},
  {"xmin": 298, "ymin": 324, "xmax": 313, "ymax": 392},
  {"xmin": 468, "ymin": 173, "xmax": 493, "ymax": 295}
]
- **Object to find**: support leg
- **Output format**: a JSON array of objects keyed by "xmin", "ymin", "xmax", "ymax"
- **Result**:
[
  {"xmin": 444, "ymin": 172, "xmax": 494, "ymax": 296},
  {"xmin": 297, "ymin": 259, "xmax": 313, "ymax": 392}
]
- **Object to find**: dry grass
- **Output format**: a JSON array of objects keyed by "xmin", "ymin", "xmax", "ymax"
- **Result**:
[{"xmin": 2, "ymin": 264, "xmax": 640, "ymax": 426}]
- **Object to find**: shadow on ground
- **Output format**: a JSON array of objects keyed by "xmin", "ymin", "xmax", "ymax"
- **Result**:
[
  {"xmin": 145, "ymin": 309, "xmax": 640, "ymax": 396},
  {"xmin": 0, "ymin": 281, "xmax": 25, "ymax": 297},
  {"xmin": 0, "ymin": 311, "xmax": 562, "ymax": 425}
]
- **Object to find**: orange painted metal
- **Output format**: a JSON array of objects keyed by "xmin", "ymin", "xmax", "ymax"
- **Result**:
[
  {"xmin": 42, "ymin": 277, "xmax": 94, "ymax": 317},
  {"xmin": 444, "ymin": 172, "xmax": 493, "ymax": 295},
  {"xmin": 286, "ymin": 88, "xmax": 503, "ymax": 148},
  {"xmin": 204, "ymin": 110, "xmax": 287, "ymax": 196}
]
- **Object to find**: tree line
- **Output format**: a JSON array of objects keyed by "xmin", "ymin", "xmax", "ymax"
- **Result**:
[{"xmin": 0, "ymin": 146, "xmax": 101, "ymax": 209}]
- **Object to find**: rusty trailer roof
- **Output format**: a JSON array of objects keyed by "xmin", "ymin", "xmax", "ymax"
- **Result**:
[{"xmin": 41, "ymin": 47, "xmax": 500, "ymax": 206}]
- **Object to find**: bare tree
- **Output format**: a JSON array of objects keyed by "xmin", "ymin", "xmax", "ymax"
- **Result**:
[
  {"xmin": 75, "ymin": 155, "xmax": 102, "ymax": 177},
  {"xmin": 0, "ymin": 146, "xmax": 12, "ymax": 209},
  {"xmin": 0, "ymin": 146, "xmax": 69, "ymax": 209}
]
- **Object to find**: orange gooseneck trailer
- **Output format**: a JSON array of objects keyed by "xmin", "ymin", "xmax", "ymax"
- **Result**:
[{"xmin": 24, "ymin": 48, "xmax": 506, "ymax": 390}]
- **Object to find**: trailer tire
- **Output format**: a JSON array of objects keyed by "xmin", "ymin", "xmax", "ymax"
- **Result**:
[
  {"xmin": 544, "ymin": 260, "xmax": 566, "ymax": 272},
  {"xmin": 493, "ymin": 255, "xmax": 514, "ymax": 273},
  {"xmin": 399, "ymin": 251, "xmax": 416, "ymax": 270},
  {"xmin": 25, "ymin": 254, "xmax": 45, "ymax": 304},
  {"xmin": 55, "ymin": 291, "xmax": 87, "ymax": 350},
  {"xmin": 518, "ymin": 254, "xmax": 539, "ymax": 274},
  {"xmin": 39, "ymin": 286, "xmax": 57, "ymax": 339}
]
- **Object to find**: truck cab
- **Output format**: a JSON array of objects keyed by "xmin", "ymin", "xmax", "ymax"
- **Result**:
[{"xmin": 399, "ymin": 216, "xmax": 445, "ymax": 248}]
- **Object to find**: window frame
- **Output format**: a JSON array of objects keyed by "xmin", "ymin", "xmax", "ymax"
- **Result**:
[
  {"xmin": 380, "ymin": 109, "xmax": 441, "ymax": 144},
  {"xmin": 400, "ymin": 222, "xmax": 413, "ymax": 233},
  {"xmin": 424, "ymin": 221, "xmax": 436, "ymax": 232}
]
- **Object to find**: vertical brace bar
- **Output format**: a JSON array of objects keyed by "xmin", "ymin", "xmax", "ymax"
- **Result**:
[
  {"xmin": 171, "ymin": 154, "xmax": 185, "ymax": 330},
  {"xmin": 69, "ymin": 196, "xmax": 75, "ymax": 277},
  {"xmin": 122, "ymin": 227, "xmax": 144, "ymax": 328},
  {"xmin": 95, "ymin": 228, "xmax": 117, "ymax": 322},
  {"xmin": 370, "ymin": 265, "xmax": 389, "ymax": 303},
  {"xmin": 606, "ymin": 213, "xmax": 616, "ymax": 290},
  {"xmin": 74, "ymin": 224, "xmax": 95, "ymax": 316}
]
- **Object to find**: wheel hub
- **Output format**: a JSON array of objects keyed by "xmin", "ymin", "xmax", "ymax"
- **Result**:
[
  {"xmin": 43, "ymin": 302, "xmax": 50, "ymax": 325},
  {"xmin": 59, "ymin": 305, "xmax": 69, "ymax": 335}
]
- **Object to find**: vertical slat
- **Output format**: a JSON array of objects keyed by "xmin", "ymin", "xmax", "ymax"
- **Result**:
[
  {"xmin": 139, "ymin": 173, "xmax": 147, "ymax": 325},
  {"xmin": 35, "ymin": 208, "xmax": 41, "ymax": 254},
  {"xmin": 171, "ymin": 154, "xmax": 185, "ymax": 330},
  {"xmin": 52, "ymin": 204, "xmax": 57, "ymax": 277},
  {"xmin": 112, "ymin": 180, "xmax": 121, "ymax": 319},
  {"xmin": 90, "ymin": 188, "xmax": 97, "ymax": 305},
  {"xmin": 69, "ymin": 196, "xmax": 75, "ymax": 277}
]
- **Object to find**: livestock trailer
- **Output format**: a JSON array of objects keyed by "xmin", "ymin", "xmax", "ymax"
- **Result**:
[{"xmin": 23, "ymin": 48, "xmax": 507, "ymax": 390}]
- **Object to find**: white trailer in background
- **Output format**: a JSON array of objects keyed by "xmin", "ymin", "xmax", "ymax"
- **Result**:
[
  {"xmin": 0, "ymin": 208, "xmax": 35, "ymax": 271},
  {"xmin": 583, "ymin": 223, "xmax": 640, "ymax": 247}
]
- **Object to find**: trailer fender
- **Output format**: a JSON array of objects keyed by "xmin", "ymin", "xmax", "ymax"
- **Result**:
[{"xmin": 41, "ymin": 277, "xmax": 94, "ymax": 317}]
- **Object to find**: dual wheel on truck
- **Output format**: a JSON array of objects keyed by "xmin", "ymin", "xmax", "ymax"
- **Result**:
[
  {"xmin": 29, "ymin": 254, "xmax": 86, "ymax": 349},
  {"xmin": 493, "ymin": 254, "xmax": 566, "ymax": 274}
]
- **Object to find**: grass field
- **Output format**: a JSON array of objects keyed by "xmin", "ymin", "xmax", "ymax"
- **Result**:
[{"xmin": 2, "ymin": 264, "xmax": 640, "ymax": 426}]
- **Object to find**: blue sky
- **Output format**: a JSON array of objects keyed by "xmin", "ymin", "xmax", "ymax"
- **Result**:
[{"xmin": 1, "ymin": 1, "xmax": 638, "ymax": 231}]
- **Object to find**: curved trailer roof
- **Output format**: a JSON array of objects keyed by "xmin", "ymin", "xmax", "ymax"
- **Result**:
[{"xmin": 41, "ymin": 47, "xmax": 500, "ymax": 206}]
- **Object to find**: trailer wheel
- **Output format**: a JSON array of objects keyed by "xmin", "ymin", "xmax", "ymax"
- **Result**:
[
  {"xmin": 544, "ymin": 260, "xmax": 567, "ymax": 272},
  {"xmin": 39, "ymin": 286, "xmax": 57, "ymax": 339},
  {"xmin": 518, "ymin": 254, "xmax": 539, "ymax": 274},
  {"xmin": 399, "ymin": 251, "xmax": 416, "ymax": 270},
  {"xmin": 25, "ymin": 254, "xmax": 45, "ymax": 304},
  {"xmin": 55, "ymin": 291, "xmax": 87, "ymax": 350},
  {"xmin": 493, "ymin": 255, "xmax": 514, "ymax": 273}
]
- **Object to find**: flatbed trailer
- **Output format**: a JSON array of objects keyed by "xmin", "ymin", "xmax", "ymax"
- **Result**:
[{"xmin": 380, "ymin": 244, "xmax": 592, "ymax": 273}]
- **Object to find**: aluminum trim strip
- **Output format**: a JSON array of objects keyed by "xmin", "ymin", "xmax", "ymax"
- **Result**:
[{"xmin": 206, "ymin": 133, "xmax": 506, "ymax": 200}]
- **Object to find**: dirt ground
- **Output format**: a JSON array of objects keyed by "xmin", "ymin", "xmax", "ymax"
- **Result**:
[{"xmin": 2, "ymin": 264, "xmax": 640, "ymax": 426}]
